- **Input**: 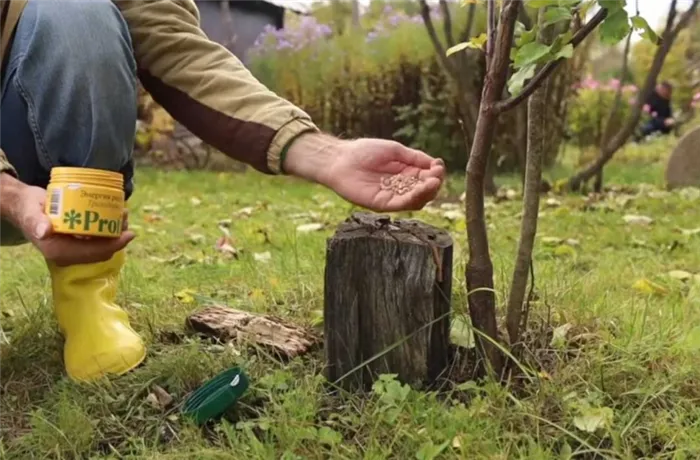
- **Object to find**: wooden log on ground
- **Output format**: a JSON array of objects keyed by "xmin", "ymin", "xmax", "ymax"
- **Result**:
[
  {"xmin": 186, "ymin": 305, "xmax": 320, "ymax": 359},
  {"xmin": 324, "ymin": 212, "xmax": 453, "ymax": 391}
]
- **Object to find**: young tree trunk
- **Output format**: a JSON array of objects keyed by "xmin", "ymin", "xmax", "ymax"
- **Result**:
[
  {"xmin": 464, "ymin": 0, "xmax": 521, "ymax": 375},
  {"xmin": 505, "ymin": 10, "xmax": 550, "ymax": 347},
  {"xmin": 568, "ymin": 0, "xmax": 699, "ymax": 191}
]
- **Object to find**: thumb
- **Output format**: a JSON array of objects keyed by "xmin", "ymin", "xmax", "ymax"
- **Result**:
[{"xmin": 26, "ymin": 211, "xmax": 54, "ymax": 241}]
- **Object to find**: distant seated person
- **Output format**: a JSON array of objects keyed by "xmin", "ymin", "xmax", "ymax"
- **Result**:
[{"xmin": 636, "ymin": 81, "xmax": 675, "ymax": 141}]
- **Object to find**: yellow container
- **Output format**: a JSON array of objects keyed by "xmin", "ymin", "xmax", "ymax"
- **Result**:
[{"xmin": 44, "ymin": 167, "xmax": 125, "ymax": 238}]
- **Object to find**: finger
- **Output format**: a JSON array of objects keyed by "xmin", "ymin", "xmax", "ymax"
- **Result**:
[
  {"xmin": 122, "ymin": 208, "xmax": 129, "ymax": 231},
  {"xmin": 406, "ymin": 177, "xmax": 441, "ymax": 210},
  {"xmin": 47, "ymin": 231, "xmax": 136, "ymax": 266},
  {"xmin": 419, "ymin": 160, "xmax": 446, "ymax": 181},
  {"xmin": 394, "ymin": 146, "xmax": 435, "ymax": 169}
]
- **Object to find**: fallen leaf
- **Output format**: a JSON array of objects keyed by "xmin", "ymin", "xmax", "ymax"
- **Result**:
[
  {"xmin": 175, "ymin": 288, "xmax": 196, "ymax": 304},
  {"xmin": 668, "ymin": 270, "xmax": 693, "ymax": 281},
  {"xmin": 450, "ymin": 316, "xmax": 474, "ymax": 349},
  {"xmin": 215, "ymin": 236, "xmax": 239, "ymax": 258},
  {"xmin": 188, "ymin": 234, "xmax": 205, "ymax": 244},
  {"xmin": 573, "ymin": 407, "xmax": 613, "ymax": 433},
  {"xmin": 144, "ymin": 213, "xmax": 163, "ymax": 223},
  {"xmin": 190, "ymin": 197, "xmax": 202, "ymax": 206},
  {"xmin": 233, "ymin": 206, "xmax": 255, "ymax": 217},
  {"xmin": 142, "ymin": 204, "xmax": 161, "ymax": 213},
  {"xmin": 565, "ymin": 238, "xmax": 580, "ymax": 247},
  {"xmin": 296, "ymin": 223, "xmax": 324, "ymax": 233},
  {"xmin": 632, "ymin": 278, "xmax": 667, "ymax": 296},
  {"xmin": 678, "ymin": 227, "xmax": 700, "ymax": 236},
  {"xmin": 623, "ymin": 214, "xmax": 653, "ymax": 226},
  {"xmin": 151, "ymin": 384, "xmax": 173, "ymax": 408},
  {"xmin": 451, "ymin": 436, "xmax": 463, "ymax": 449},
  {"xmin": 551, "ymin": 323, "xmax": 573, "ymax": 347},
  {"xmin": 439, "ymin": 203, "xmax": 460, "ymax": 210},
  {"xmin": 145, "ymin": 393, "xmax": 160, "ymax": 409},
  {"xmin": 442, "ymin": 210, "xmax": 463, "ymax": 221},
  {"xmin": 541, "ymin": 236, "xmax": 563, "ymax": 246},
  {"xmin": 254, "ymin": 252, "xmax": 272, "ymax": 263},
  {"xmin": 545, "ymin": 198, "xmax": 561, "ymax": 207}
]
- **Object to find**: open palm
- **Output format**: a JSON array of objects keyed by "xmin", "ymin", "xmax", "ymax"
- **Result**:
[{"xmin": 323, "ymin": 139, "xmax": 446, "ymax": 212}]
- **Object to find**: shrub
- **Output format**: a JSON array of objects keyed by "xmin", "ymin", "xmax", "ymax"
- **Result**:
[
  {"xmin": 247, "ymin": 5, "xmax": 584, "ymax": 174},
  {"xmin": 566, "ymin": 76, "xmax": 638, "ymax": 149}
]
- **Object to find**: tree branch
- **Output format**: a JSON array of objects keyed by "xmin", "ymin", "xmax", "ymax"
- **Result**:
[
  {"xmin": 671, "ymin": 0, "xmax": 699, "ymax": 39},
  {"xmin": 439, "ymin": 0, "xmax": 455, "ymax": 47},
  {"xmin": 495, "ymin": 7, "xmax": 608, "ymax": 113},
  {"xmin": 601, "ymin": 31, "xmax": 633, "ymax": 146},
  {"xmin": 419, "ymin": 0, "xmax": 456, "ymax": 78},
  {"xmin": 486, "ymin": 0, "xmax": 497, "ymax": 69},
  {"xmin": 459, "ymin": 2, "xmax": 478, "ymax": 42}
]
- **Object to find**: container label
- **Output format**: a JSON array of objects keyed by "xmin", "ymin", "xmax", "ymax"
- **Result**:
[
  {"xmin": 49, "ymin": 187, "xmax": 63, "ymax": 217},
  {"xmin": 45, "ymin": 184, "xmax": 124, "ymax": 238}
]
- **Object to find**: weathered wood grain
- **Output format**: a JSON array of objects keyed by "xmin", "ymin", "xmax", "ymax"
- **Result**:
[{"xmin": 324, "ymin": 212, "xmax": 453, "ymax": 391}]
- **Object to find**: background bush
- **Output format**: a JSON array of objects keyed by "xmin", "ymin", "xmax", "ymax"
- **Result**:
[{"xmin": 248, "ymin": 2, "xmax": 587, "ymax": 174}]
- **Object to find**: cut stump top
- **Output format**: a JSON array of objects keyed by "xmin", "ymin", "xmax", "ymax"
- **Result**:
[{"xmin": 330, "ymin": 212, "xmax": 453, "ymax": 247}]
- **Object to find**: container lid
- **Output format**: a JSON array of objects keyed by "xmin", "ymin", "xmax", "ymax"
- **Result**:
[{"xmin": 181, "ymin": 366, "xmax": 249, "ymax": 425}]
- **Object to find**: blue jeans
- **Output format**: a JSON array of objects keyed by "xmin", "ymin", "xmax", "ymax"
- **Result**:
[{"xmin": 0, "ymin": 0, "xmax": 137, "ymax": 245}]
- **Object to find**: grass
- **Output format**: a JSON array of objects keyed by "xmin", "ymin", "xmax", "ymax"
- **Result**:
[{"xmin": 3, "ymin": 133, "xmax": 700, "ymax": 459}]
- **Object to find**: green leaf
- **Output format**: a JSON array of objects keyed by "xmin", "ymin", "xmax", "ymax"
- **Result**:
[
  {"xmin": 516, "ymin": 25, "xmax": 539, "ymax": 48},
  {"xmin": 630, "ymin": 15, "xmax": 660, "ymax": 44},
  {"xmin": 450, "ymin": 316, "xmax": 474, "ymax": 348},
  {"xmin": 599, "ymin": 7, "xmax": 631, "ymax": 45},
  {"xmin": 528, "ymin": 0, "xmax": 560, "ymax": 8},
  {"xmin": 513, "ymin": 41, "xmax": 552, "ymax": 68},
  {"xmin": 446, "ymin": 42, "xmax": 470, "ymax": 56},
  {"xmin": 558, "ymin": 0, "xmax": 581, "ymax": 6},
  {"xmin": 508, "ymin": 63, "xmax": 536, "ymax": 96},
  {"xmin": 553, "ymin": 43, "xmax": 574, "ymax": 59},
  {"xmin": 597, "ymin": 0, "xmax": 625, "ymax": 12},
  {"xmin": 416, "ymin": 440, "xmax": 451, "ymax": 460},
  {"xmin": 446, "ymin": 33, "xmax": 487, "ymax": 56},
  {"xmin": 543, "ymin": 7, "xmax": 573, "ymax": 26},
  {"xmin": 318, "ymin": 427, "xmax": 342, "ymax": 446},
  {"xmin": 573, "ymin": 406, "xmax": 614, "ymax": 433}
]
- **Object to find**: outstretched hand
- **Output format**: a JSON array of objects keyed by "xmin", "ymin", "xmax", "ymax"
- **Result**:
[{"xmin": 321, "ymin": 139, "xmax": 446, "ymax": 212}]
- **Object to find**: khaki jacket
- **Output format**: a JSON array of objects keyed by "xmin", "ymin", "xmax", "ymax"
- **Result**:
[{"xmin": 0, "ymin": 0, "xmax": 321, "ymax": 178}]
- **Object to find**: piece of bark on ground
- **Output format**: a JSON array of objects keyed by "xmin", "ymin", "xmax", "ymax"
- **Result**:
[{"xmin": 186, "ymin": 305, "xmax": 321, "ymax": 359}]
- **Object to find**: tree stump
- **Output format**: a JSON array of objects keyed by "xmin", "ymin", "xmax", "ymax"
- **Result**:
[
  {"xmin": 324, "ymin": 212, "xmax": 453, "ymax": 391},
  {"xmin": 665, "ymin": 127, "xmax": 700, "ymax": 190}
]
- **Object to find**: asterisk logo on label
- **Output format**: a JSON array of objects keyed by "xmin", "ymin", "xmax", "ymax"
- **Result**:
[{"xmin": 63, "ymin": 210, "xmax": 82, "ymax": 229}]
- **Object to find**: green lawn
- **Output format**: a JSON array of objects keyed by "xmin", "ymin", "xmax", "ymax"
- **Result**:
[{"xmin": 3, "ymin": 134, "xmax": 700, "ymax": 459}]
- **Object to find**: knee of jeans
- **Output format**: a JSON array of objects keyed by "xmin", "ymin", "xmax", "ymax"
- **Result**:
[
  {"xmin": 25, "ymin": 0, "xmax": 136, "ymax": 79},
  {"xmin": 18, "ymin": 0, "xmax": 137, "ymax": 174}
]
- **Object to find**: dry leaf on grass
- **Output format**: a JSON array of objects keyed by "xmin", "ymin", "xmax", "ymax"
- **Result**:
[
  {"xmin": 632, "ymin": 278, "xmax": 667, "ymax": 296},
  {"xmin": 623, "ymin": 214, "xmax": 653, "ymax": 226},
  {"xmin": 296, "ymin": 223, "xmax": 324, "ymax": 233}
]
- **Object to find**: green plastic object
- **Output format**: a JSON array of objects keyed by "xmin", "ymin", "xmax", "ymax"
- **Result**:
[{"xmin": 182, "ymin": 366, "xmax": 249, "ymax": 425}]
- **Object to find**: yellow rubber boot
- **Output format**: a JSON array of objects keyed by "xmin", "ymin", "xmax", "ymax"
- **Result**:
[{"xmin": 47, "ymin": 249, "xmax": 146, "ymax": 382}]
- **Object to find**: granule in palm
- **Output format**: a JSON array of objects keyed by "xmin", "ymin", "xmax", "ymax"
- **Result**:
[{"xmin": 380, "ymin": 174, "xmax": 423, "ymax": 195}]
